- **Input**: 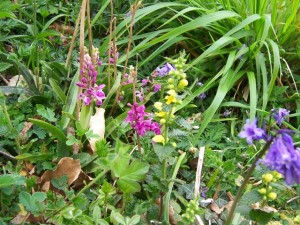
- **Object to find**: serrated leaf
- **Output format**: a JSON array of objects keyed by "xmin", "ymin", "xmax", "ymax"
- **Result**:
[
  {"xmin": 36, "ymin": 104, "xmax": 57, "ymax": 122},
  {"xmin": 19, "ymin": 191, "xmax": 32, "ymax": 210},
  {"xmin": 178, "ymin": 183, "xmax": 194, "ymax": 199},
  {"xmin": 32, "ymin": 192, "xmax": 47, "ymax": 202},
  {"xmin": 169, "ymin": 129, "xmax": 189, "ymax": 137},
  {"xmin": 240, "ymin": 190, "xmax": 261, "ymax": 205},
  {"xmin": 153, "ymin": 143, "xmax": 174, "ymax": 162}
]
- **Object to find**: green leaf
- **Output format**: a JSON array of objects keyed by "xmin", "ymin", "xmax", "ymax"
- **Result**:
[
  {"xmin": 51, "ymin": 175, "xmax": 68, "ymax": 190},
  {"xmin": 117, "ymin": 179, "xmax": 141, "ymax": 194},
  {"xmin": 112, "ymin": 156, "xmax": 149, "ymax": 194},
  {"xmin": 0, "ymin": 174, "xmax": 26, "ymax": 188},
  {"xmin": 36, "ymin": 104, "xmax": 57, "ymax": 122},
  {"xmin": 15, "ymin": 153, "xmax": 51, "ymax": 162},
  {"xmin": 0, "ymin": 62, "xmax": 12, "ymax": 72},
  {"xmin": 153, "ymin": 143, "xmax": 174, "ymax": 162},
  {"xmin": 129, "ymin": 215, "xmax": 141, "ymax": 225},
  {"xmin": 29, "ymin": 118, "xmax": 66, "ymax": 141},
  {"xmin": 32, "ymin": 192, "xmax": 47, "ymax": 202},
  {"xmin": 49, "ymin": 78, "xmax": 66, "ymax": 102},
  {"xmin": 249, "ymin": 209, "xmax": 273, "ymax": 225},
  {"xmin": 110, "ymin": 211, "xmax": 126, "ymax": 224},
  {"xmin": 16, "ymin": 62, "xmax": 40, "ymax": 95}
]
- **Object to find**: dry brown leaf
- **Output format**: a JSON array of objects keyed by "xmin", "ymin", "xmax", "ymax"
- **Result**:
[
  {"xmin": 209, "ymin": 201, "xmax": 224, "ymax": 214},
  {"xmin": 213, "ymin": 183, "xmax": 221, "ymax": 200},
  {"xmin": 11, "ymin": 213, "xmax": 28, "ymax": 224},
  {"xmin": 71, "ymin": 171, "xmax": 93, "ymax": 190},
  {"xmin": 40, "ymin": 157, "xmax": 81, "ymax": 192},
  {"xmin": 20, "ymin": 122, "xmax": 33, "ymax": 141}
]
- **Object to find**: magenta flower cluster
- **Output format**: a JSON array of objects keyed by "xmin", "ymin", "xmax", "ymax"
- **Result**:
[
  {"xmin": 238, "ymin": 109, "xmax": 300, "ymax": 185},
  {"xmin": 76, "ymin": 48, "xmax": 106, "ymax": 106},
  {"xmin": 125, "ymin": 103, "xmax": 161, "ymax": 137}
]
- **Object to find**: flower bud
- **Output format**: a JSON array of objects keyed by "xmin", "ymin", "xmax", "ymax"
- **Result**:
[
  {"xmin": 168, "ymin": 78, "xmax": 174, "ymax": 84},
  {"xmin": 263, "ymin": 173, "xmax": 273, "ymax": 183},
  {"xmin": 268, "ymin": 192, "xmax": 277, "ymax": 200},
  {"xmin": 160, "ymin": 118, "xmax": 166, "ymax": 124},
  {"xmin": 258, "ymin": 188, "xmax": 267, "ymax": 194},
  {"xmin": 178, "ymin": 79, "xmax": 188, "ymax": 89}
]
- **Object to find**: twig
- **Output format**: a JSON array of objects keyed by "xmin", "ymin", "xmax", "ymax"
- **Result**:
[
  {"xmin": 194, "ymin": 147, "xmax": 205, "ymax": 225},
  {"xmin": 0, "ymin": 74, "xmax": 9, "ymax": 85},
  {"xmin": 0, "ymin": 150, "xmax": 16, "ymax": 161}
]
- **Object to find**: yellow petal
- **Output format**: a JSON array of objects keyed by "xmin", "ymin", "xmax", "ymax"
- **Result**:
[
  {"xmin": 154, "ymin": 102, "xmax": 163, "ymax": 111},
  {"xmin": 152, "ymin": 135, "xmax": 165, "ymax": 144}
]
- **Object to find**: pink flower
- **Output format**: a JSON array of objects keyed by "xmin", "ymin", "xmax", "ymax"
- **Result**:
[{"xmin": 125, "ymin": 103, "xmax": 161, "ymax": 136}]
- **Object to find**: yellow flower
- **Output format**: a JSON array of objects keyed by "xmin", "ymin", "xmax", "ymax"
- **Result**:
[
  {"xmin": 155, "ymin": 111, "xmax": 167, "ymax": 117},
  {"xmin": 178, "ymin": 79, "xmax": 188, "ymax": 89},
  {"xmin": 165, "ymin": 95, "xmax": 177, "ymax": 105},
  {"xmin": 152, "ymin": 135, "xmax": 165, "ymax": 145},
  {"xmin": 167, "ymin": 90, "xmax": 177, "ymax": 96},
  {"xmin": 154, "ymin": 102, "xmax": 163, "ymax": 111}
]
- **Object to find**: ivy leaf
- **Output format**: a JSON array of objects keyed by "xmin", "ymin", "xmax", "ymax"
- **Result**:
[
  {"xmin": 36, "ymin": 104, "xmax": 57, "ymax": 122},
  {"xmin": 111, "ymin": 156, "xmax": 149, "ymax": 194}
]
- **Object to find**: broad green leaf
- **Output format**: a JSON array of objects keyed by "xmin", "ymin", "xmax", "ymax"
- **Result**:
[
  {"xmin": 247, "ymin": 72, "xmax": 257, "ymax": 121},
  {"xmin": 112, "ymin": 156, "xmax": 149, "ymax": 194}
]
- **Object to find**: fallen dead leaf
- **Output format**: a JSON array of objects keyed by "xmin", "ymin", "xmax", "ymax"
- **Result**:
[
  {"xmin": 209, "ymin": 201, "xmax": 224, "ymax": 214},
  {"xmin": 20, "ymin": 122, "xmax": 33, "ymax": 142},
  {"xmin": 40, "ymin": 157, "xmax": 81, "ymax": 192},
  {"xmin": 71, "ymin": 171, "xmax": 93, "ymax": 190}
]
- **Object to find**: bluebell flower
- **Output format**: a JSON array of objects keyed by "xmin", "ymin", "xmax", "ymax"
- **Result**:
[
  {"xmin": 262, "ymin": 133, "xmax": 300, "ymax": 185},
  {"xmin": 272, "ymin": 108, "xmax": 290, "ymax": 125},
  {"xmin": 238, "ymin": 118, "xmax": 266, "ymax": 144}
]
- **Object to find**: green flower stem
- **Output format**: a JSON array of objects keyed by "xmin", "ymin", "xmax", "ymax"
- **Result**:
[
  {"xmin": 225, "ymin": 139, "xmax": 273, "ymax": 225},
  {"xmin": 163, "ymin": 152, "xmax": 186, "ymax": 224},
  {"xmin": 46, "ymin": 169, "xmax": 109, "ymax": 221}
]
